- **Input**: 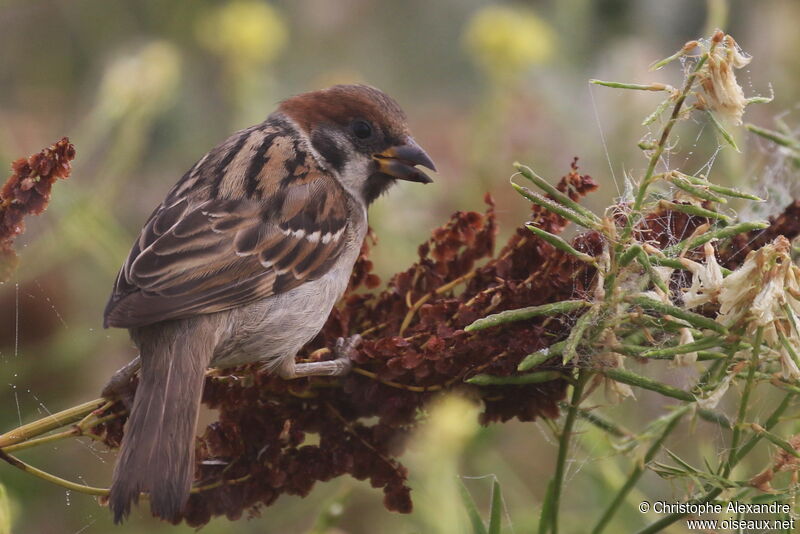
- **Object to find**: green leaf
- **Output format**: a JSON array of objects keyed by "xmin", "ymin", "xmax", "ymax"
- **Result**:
[
  {"xmin": 663, "ymin": 220, "xmax": 770, "ymax": 256},
  {"xmin": 642, "ymin": 97, "xmax": 673, "ymax": 126},
  {"xmin": 618, "ymin": 244, "xmax": 643, "ymax": 268},
  {"xmin": 674, "ymin": 172, "xmax": 763, "ymax": 201},
  {"xmin": 591, "ymin": 406, "xmax": 689, "ymax": 534},
  {"xmin": 458, "ymin": 479, "xmax": 488, "ymax": 534},
  {"xmin": 514, "ymin": 163, "xmax": 601, "ymax": 224},
  {"xmin": 466, "ymin": 371, "xmax": 565, "ymax": 386},
  {"xmin": 590, "ymin": 79, "xmax": 670, "ymax": 91},
  {"xmin": 705, "ymin": 110, "xmax": 740, "ymax": 151},
  {"xmin": 602, "ymin": 368, "xmax": 695, "ymax": 402},
  {"xmin": 567, "ymin": 404, "xmax": 631, "ymax": 438},
  {"xmin": 668, "ymin": 175, "xmax": 726, "ymax": 203},
  {"xmin": 664, "ymin": 449, "xmax": 700, "ymax": 474},
  {"xmin": 562, "ymin": 305, "xmax": 598, "ymax": 365},
  {"xmin": 640, "ymin": 336, "xmax": 723, "ymax": 358},
  {"xmin": 658, "ymin": 200, "xmax": 732, "ymax": 223},
  {"xmin": 466, "ymin": 300, "xmax": 589, "ymax": 332},
  {"xmin": 628, "ymin": 295, "xmax": 727, "ymax": 334},
  {"xmin": 488, "ymin": 479, "xmax": 503, "ymax": 534},
  {"xmin": 697, "ymin": 408, "xmax": 733, "ymax": 429},
  {"xmin": 518, "ymin": 347, "xmax": 559, "ymax": 371},
  {"xmin": 635, "ymin": 249, "xmax": 669, "ymax": 293},
  {"xmin": 745, "ymin": 123, "xmax": 799, "ymax": 149},
  {"xmin": 512, "ymin": 182, "xmax": 598, "ymax": 229},
  {"xmin": 526, "ymin": 225, "xmax": 596, "ymax": 264},
  {"xmin": 649, "ymin": 42, "xmax": 698, "ymax": 70},
  {"xmin": 648, "ymin": 255, "xmax": 732, "ymax": 275},
  {"xmin": 745, "ymin": 95, "xmax": 774, "ymax": 106},
  {"xmin": 777, "ymin": 329, "xmax": 800, "ymax": 370},
  {"xmin": 752, "ymin": 424, "xmax": 800, "ymax": 458}
]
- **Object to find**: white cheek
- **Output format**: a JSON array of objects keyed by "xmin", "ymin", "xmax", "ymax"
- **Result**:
[
  {"xmin": 292, "ymin": 121, "xmax": 371, "ymax": 206},
  {"xmin": 337, "ymin": 155, "xmax": 372, "ymax": 198}
]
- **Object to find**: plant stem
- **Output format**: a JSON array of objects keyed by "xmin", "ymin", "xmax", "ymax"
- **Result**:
[
  {"xmin": 733, "ymin": 391, "xmax": 794, "ymax": 464},
  {"xmin": 592, "ymin": 406, "xmax": 689, "ymax": 534},
  {"xmin": 618, "ymin": 54, "xmax": 708, "ymax": 246},
  {"xmin": 0, "ymin": 449, "xmax": 108, "ymax": 496},
  {"xmin": 2, "ymin": 413, "xmax": 119, "ymax": 454},
  {"xmin": 548, "ymin": 368, "xmax": 589, "ymax": 534},
  {"xmin": 723, "ymin": 327, "xmax": 762, "ymax": 477},
  {"xmin": 634, "ymin": 391, "xmax": 795, "ymax": 534},
  {"xmin": 0, "ymin": 398, "xmax": 106, "ymax": 449}
]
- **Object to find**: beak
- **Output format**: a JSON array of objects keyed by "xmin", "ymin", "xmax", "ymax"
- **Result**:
[{"xmin": 373, "ymin": 137, "xmax": 436, "ymax": 184}]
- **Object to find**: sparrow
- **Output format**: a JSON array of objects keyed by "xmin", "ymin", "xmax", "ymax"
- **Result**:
[{"xmin": 102, "ymin": 84, "xmax": 435, "ymax": 523}]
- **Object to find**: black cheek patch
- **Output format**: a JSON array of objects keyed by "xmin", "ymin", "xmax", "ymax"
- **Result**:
[{"xmin": 311, "ymin": 130, "xmax": 346, "ymax": 173}]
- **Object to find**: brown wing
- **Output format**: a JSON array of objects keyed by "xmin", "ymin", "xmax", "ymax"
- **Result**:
[{"xmin": 103, "ymin": 173, "xmax": 350, "ymax": 328}]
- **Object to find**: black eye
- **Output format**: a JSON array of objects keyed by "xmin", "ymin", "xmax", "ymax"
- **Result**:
[{"xmin": 352, "ymin": 119, "xmax": 373, "ymax": 139}]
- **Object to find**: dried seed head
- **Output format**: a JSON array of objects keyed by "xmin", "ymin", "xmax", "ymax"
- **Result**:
[
  {"xmin": 719, "ymin": 236, "xmax": 794, "ymax": 328},
  {"xmin": 681, "ymin": 242, "xmax": 724, "ymax": 309},
  {"xmin": 595, "ymin": 330, "xmax": 635, "ymax": 402},
  {"xmin": 699, "ymin": 33, "xmax": 752, "ymax": 125},
  {"xmin": 717, "ymin": 236, "xmax": 800, "ymax": 379},
  {"xmin": 673, "ymin": 328, "xmax": 698, "ymax": 367},
  {"xmin": 697, "ymin": 374, "xmax": 733, "ymax": 410}
]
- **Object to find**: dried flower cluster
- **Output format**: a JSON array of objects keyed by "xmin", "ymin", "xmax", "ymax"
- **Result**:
[
  {"xmin": 96, "ymin": 161, "xmax": 599, "ymax": 526},
  {"xmin": 750, "ymin": 432, "xmax": 800, "ymax": 493},
  {"xmin": 92, "ymin": 144, "xmax": 800, "ymax": 526},
  {"xmin": 697, "ymin": 31, "xmax": 752, "ymax": 125},
  {"xmin": 0, "ymin": 137, "xmax": 75, "ymax": 281}
]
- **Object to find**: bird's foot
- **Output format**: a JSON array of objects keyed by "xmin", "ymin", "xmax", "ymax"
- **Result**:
[
  {"xmin": 279, "ymin": 334, "xmax": 360, "ymax": 379},
  {"xmin": 100, "ymin": 356, "xmax": 141, "ymax": 412}
]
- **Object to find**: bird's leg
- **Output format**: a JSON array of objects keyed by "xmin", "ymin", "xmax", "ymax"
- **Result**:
[
  {"xmin": 279, "ymin": 334, "xmax": 360, "ymax": 379},
  {"xmin": 101, "ymin": 356, "xmax": 141, "ymax": 411}
]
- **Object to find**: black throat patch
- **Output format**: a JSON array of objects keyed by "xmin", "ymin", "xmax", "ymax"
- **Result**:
[{"xmin": 362, "ymin": 173, "xmax": 395, "ymax": 205}]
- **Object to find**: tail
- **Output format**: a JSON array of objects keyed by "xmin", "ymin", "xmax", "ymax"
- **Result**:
[{"xmin": 108, "ymin": 319, "xmax": 216, "ymax": 523}]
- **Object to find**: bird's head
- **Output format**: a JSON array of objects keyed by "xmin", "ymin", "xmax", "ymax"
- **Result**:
[{"xmin": 278, "ymin": 84, "xmax": 436, "ymax": 204}]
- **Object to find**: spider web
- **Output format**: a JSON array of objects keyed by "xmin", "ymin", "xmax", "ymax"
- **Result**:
[
  {"xmin": 555, "ymin": 67, "xmax": 794, "ymax": 525},
  {"xmin": 0, "ymin": 271, "xmax": 114, "ymax": 533}
]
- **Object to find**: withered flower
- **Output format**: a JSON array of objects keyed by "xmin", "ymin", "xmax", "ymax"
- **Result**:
[
  {"xmin": 698, "ymin": 31, "xmax": 752, "ymax": 125},
  {"xmin": 681, "ymin": 242, "xmax": 724, "ymax": 310},
  {"xmin": 0, "ymin": 138, "xmax": 75, "ymax": 281},
  {"xmin": 93, "ymin": 162, "xmax": 600, "ymax": 527}
]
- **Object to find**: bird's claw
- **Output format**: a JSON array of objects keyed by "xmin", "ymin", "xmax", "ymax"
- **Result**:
[
  {"xmin": 101, "ymin": 356, "xmax": 141, "ymax": 412},
  {"xmin": 334, "ymin": 334, "xmax": 361, "ymax": 362}
]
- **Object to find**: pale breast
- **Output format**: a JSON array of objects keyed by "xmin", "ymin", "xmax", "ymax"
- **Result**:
[{"xmin": 209, "ymin": 212, "xmax": 366, "ymax": 369}]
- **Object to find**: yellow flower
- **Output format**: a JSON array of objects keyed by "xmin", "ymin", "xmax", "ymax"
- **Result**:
[
  {"xmin": 417, "ymin": 394, "xmax": 480, "ymax": 455},
  {"xmin": 408, "ymin": 394, "xmax": 480, "ymax": 534},
  {"xmin": 463, "ymin": 5, "xmax": 554, "ymax": 80},
  {"xmin": 98, "ymin": 41, "xmax": 181, "ymax": 119},
  {"xmin": 196, "ymin": 2, "xmax": 287, "ymax": 69},
  {"xmin": 0, "ymin": 482, "xmax": 11, "ymax": 534}
]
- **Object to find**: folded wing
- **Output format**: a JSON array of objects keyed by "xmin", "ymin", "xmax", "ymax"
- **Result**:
[{"xmin": 104, "ymin": 173, "xmax": 349, "ymax": 328}]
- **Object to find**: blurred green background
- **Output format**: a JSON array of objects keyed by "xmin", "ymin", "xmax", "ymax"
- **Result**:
[{"xmin": 1, "ymin": 1, "xmax": 799, "ymax": 533}]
